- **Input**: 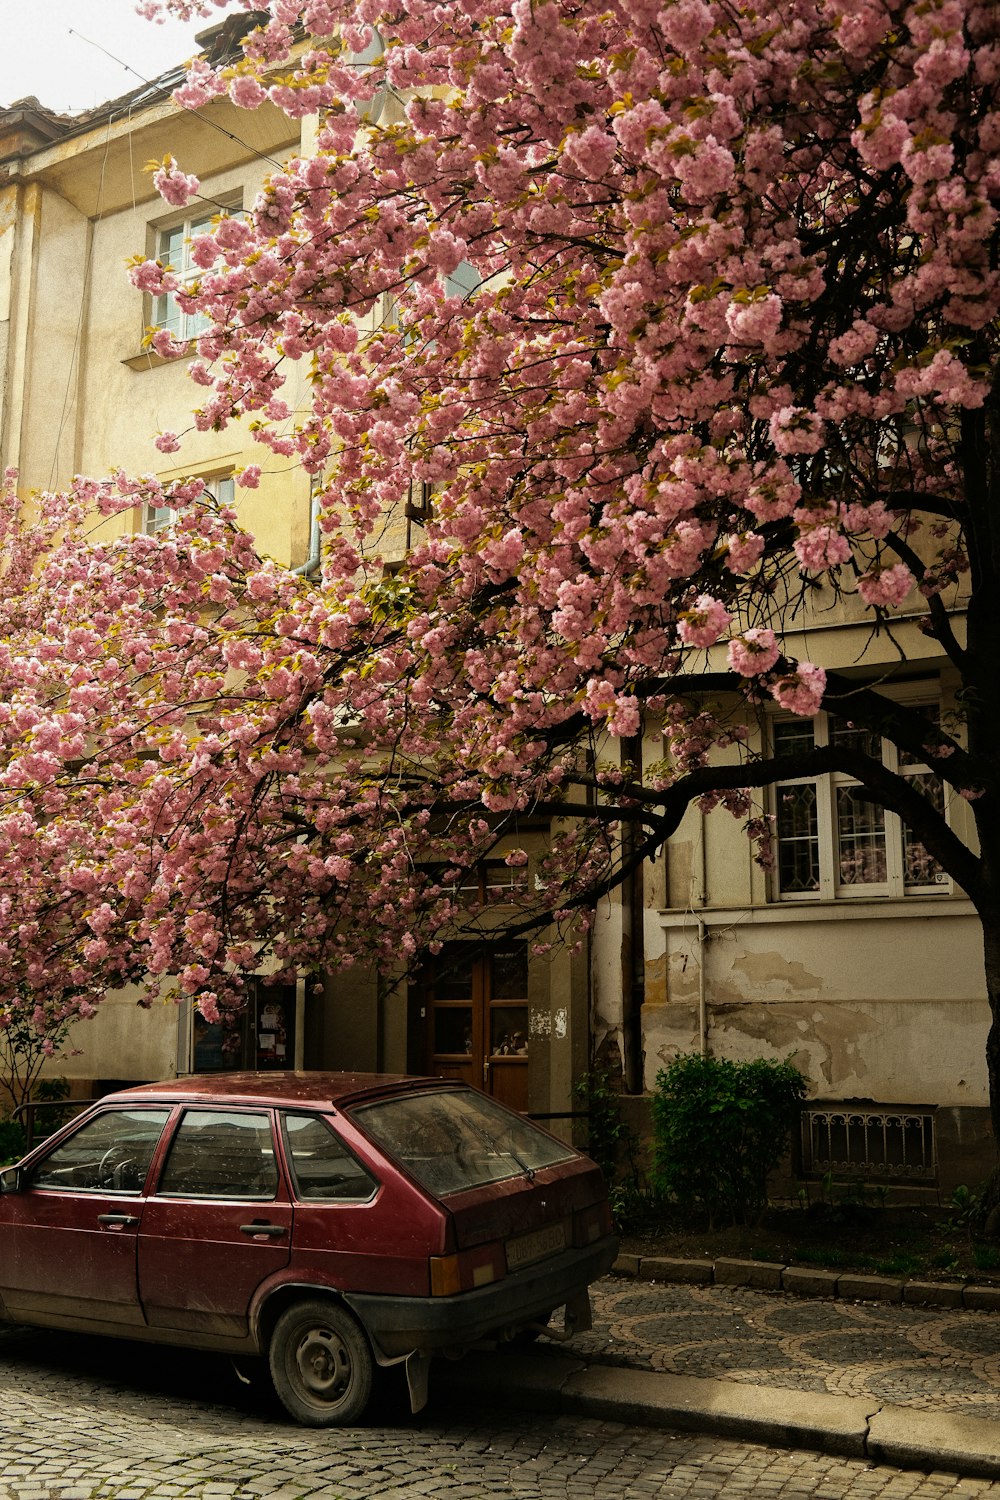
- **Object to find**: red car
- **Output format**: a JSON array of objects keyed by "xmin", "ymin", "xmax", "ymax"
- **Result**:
[{"xmin": 0, "ymin": 1072, "xmax": 617, "ymax": 1425}]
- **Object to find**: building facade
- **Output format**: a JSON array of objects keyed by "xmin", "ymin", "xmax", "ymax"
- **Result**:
[
  {"xmin": 0, "ymin": 35, "xmax": 590, "ymax": 1133},
  {"xmin": 0, "ymin": 31, "xmax": 988, "ymax": 1188}
]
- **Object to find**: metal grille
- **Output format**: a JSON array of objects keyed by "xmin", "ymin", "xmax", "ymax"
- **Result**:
[{"xmin": 800, "ymin": 1105, "xmax": 936, "ymax": 1182}]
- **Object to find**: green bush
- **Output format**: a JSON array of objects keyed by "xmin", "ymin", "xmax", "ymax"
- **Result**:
[
  {"xmin": 651, "ymin": 1052, "xmax": 806, "ymax": 1227},
  {"xmin": 0, "ymin": 1118, "xmax": 26, "ymax": 1166},
  {"xmin": 573, "ymin": 1067, "xmax": 658, "ymax": 1231}
]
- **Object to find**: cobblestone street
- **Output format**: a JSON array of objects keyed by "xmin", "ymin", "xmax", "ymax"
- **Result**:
[{"xmin": 2, "ymin": 1322, "xmax": 1000, "ymax": 1500}]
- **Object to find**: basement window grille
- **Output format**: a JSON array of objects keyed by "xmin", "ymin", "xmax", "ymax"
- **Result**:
[{"xmin": 800, "ymin": 1104, "xmax": 937, "ymax": 1183}]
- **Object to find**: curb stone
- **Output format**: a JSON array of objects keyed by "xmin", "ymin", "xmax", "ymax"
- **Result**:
[
  {"xmin": 437, "ymin": 1353, "xmax": 1000, "ymax": 1481},
  {"xmin": 613, "ymin": 1253, "xmax": 1000, "ymax": 1310}
]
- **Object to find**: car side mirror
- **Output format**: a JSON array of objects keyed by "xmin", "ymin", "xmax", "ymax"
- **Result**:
[{"xmin": 0, "ymin": 1165, "xmax": 22, "ymax": 1194}]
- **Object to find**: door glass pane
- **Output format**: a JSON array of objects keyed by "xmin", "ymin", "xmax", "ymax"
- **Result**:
[
  {"xmin": 30, "ymin": 1109, "xmax": 171, "ymax": 1194},
  {"xmin": 434, "ymin": 949, "xmax": 475, "ymax": 1000},
  {"xmin": 776, "ymin": 782, "xmax": 820, "ymax": 893},
  {"xmin": 490, "ymin": 1007, "xmax": 529, "ymax": 1057},
  {"xmin": 490, "ymin": 946, "xmax": 528, "ymax": 999},
  {"xmin": 158, "ymin": 1110, "xmax": 278, "ymax": 1200},
  {"xmin": 433, "ymin": 1007, "xmax": 473, "ymax": 1055},
  {"xmin": 836, "ymin": 787, "xmax": 887, "ymax": 883}
]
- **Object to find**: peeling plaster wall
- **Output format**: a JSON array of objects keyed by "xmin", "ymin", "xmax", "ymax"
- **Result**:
[{"xmin": 645, "ymin": 905, "xmax": 986, "ymax": 1108}]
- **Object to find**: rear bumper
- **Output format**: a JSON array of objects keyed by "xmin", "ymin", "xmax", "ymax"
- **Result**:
[{"xmin": 342, "ymin": 1235, "xmax": 618, "ymax": 1359}]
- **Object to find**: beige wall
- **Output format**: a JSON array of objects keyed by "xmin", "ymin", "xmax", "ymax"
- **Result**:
[
  {"xmin": 0, "ymin": 96, "xmax": 313, "ymax": 1090},
  {"xmin": 60, "ymin": 985, "xmax": 180, "ymax": 1085},
  {"xmin": 647, "ymin": 902, "xmax": 986, "ymax": 1107},
  {"xmin": 2, "ymin": 98, "xmax": 311, "ymax": 565}
]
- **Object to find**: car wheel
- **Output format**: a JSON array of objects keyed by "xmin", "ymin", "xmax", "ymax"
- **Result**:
[{"xmin": 268, "ymin": 1300, "xmax": 375, "ymax": 1426}]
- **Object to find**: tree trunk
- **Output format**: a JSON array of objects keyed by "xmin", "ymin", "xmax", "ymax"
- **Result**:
[{"xmin": 975, "ymin": 902, "xmax": 1000, "ymax": 1233}]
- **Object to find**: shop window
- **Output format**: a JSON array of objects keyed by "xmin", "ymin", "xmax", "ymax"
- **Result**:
[{"xmin": 192, "ymin": 980, "xmax": 296, "ymax": 1074}]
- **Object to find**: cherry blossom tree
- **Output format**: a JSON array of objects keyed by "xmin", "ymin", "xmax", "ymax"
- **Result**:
[{"xmin": 5, "ymin": 0, "xmax": 1000, "ymax": 1142}]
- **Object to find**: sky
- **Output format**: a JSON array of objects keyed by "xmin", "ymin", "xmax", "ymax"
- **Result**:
[{"xmin": 0, "ymin": 0, "xmax": 208, "ymax": 115}]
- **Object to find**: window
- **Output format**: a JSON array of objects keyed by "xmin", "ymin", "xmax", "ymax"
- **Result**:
[
  {"xmin": 191, "ymin": 979, "xmax": 296, "ymax": 1073},
  {"xmin": 281, "ymin": 1114, "xmax": 378, "ymax": 1202},
  {"xmin": 351, "ymin": 1088, "xmax": 574, "ymax": 1198},
  {"xmin": 29, "ymin": 1108, "xmax": 170, "ymax": 1194},
  {"xmin": 771, "ymin": 706, "xmax": 947, "ymax": 900},
  {"xmin": 158, "ymin": 1110, "xmax": 278, "ymax": 1200},
  {"xmin": 152, "ymin": 204, "xmax": 241, "ymax": 341},
  {"xmin": 453, "ymin": 859, "xmax": 529, "ymax": 905},
  {"xmin": 142, "ymin": 474, "xmax": 236, "ymax": 536}
]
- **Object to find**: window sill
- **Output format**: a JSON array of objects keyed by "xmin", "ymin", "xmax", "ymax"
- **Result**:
[
  {"xmin": 659, "ymin": 894, "xmax": 976, "ymax": 928},
  {"xmin": 122, "ymin": 344, "xmax": 194, "ymax": 372}
]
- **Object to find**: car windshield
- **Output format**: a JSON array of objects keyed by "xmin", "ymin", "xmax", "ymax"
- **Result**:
[{"xmin": 351, "ymin": 1088, "xmax": 576, "ymax": 1197}]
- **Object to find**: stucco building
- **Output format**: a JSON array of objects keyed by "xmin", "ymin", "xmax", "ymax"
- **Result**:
[{"xmin": 0, "ymin": 23, "xmax": 987, "ymax": 1189}]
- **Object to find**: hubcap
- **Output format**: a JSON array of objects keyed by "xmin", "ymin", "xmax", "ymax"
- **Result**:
[{"xmin": 295, "ymin": 1327, "xmax": 351, "ymax": 1404}]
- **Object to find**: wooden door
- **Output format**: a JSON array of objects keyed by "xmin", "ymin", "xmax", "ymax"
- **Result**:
[{"xmin": 416, "ymin": 943, "xmax": 529, "ymax": 1113}]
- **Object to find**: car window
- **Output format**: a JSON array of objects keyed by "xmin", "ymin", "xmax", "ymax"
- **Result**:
[
  {"xmin": 280, "ymin": 1113, "xmax": 378, "ymax": 1202},
  {"xmin": 351, "ymin": 1088, "xmax": 576, "ymax": 1197},
  {"xmin": 29, "ymin": 1108, "xmax": 171, "ymax": 1195},
  {"xmin": 157, "ymin": 1110, "xmax": 278, "ymax": 1200}
]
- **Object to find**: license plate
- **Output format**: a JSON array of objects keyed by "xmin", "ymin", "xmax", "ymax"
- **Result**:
[{"xmin": 506, "ymin": 1219, "xmax": 567, "ymax": 1271}]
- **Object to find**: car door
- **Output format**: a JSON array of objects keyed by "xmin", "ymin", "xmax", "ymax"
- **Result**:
[
  {"xmin": 0, "ymin": 1106, "xmax": 171, "ymax": 1329},
  {"xmin": 137, "ymin": 1107, "xmax": 292, "ymax": 1339}
]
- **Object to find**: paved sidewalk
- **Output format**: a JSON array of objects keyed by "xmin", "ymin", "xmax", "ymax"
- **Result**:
[{"xmin": 439, "ymin": 1269, "xmax": 1000, "ymax": 1479}]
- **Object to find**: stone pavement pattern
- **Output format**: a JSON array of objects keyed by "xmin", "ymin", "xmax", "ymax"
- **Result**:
[
  {"xmin": 580, "ymin": 1280, "xmax": 1000, "ymax": 1417},
  {"xmin": 2, "ymin": 1323, "xmax": 1000, "ymax": 1500}
]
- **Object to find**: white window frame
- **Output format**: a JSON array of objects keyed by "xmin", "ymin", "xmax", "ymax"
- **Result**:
[
  {"xmin": 151, "ymin": 198, "xmax": 243, "ymax": 342},
  {"xmin": 769, "ymin": 693, "xmax": 951, "ymax": 902},
  {"xmin": 142, "ymin": 473, "xmax": 236, "ymax": 536}
]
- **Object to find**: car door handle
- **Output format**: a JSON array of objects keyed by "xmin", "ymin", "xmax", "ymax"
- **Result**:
[
  {"xmin": 239, "ymin": 1222, "xmax": 288, "ymax": 1238},
  {"xmin": 98, "ymin": 1213, "xmax": 139, "ymax": 1228}
]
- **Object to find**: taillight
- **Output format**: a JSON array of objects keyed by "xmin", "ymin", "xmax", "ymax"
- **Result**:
[
  {"xmin": 573, "ymin": 1200, "xmax": 612, "ymax": 1246},
  {"xmin": 430, "ymin": 1245, "xmax": 506, "ymax": 1296}
]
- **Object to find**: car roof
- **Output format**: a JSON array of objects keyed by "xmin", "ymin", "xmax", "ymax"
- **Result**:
[{"xmin": 100, "ymin": 1071, "xmax": 458, "ymax": 1111}]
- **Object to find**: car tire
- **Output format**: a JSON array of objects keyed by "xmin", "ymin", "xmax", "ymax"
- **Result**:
[{"xmin": 268, "ymin": 1299, "xmax": 375, "ymax": 1426}]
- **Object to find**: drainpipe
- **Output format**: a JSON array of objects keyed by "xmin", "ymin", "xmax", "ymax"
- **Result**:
[
  {"xmin": 621, "ymin": 734, "xmax": 643, "ymax": 1094},
  {"xmin": 293, "ymin": 491, "xmax": 322, "ymax": 577},
  {"xmin": 696, "ymin": 808, "xmax": 709, "ymax": 1057},
  {"xmin": 697, "ymin": 917, "xmax": 709, "ymax": 1057}
]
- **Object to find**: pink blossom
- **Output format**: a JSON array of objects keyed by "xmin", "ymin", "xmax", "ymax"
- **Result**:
[
  {"xmin": 658, "ymin": 0, "xmax": 713, "ymax": 52},
  {"xmin": 561, "ymin": 125, "xmax": 618, "ymax": 178},
  {"xmin": 770, "ymin": 663, "xmax": 826, "ymax": 716},
  {"xmin": 857, "ymin": 563, "xmax": 916, "ymax": 607},
  {"xmin": 677, "ymin": 594, "xmax": 733, "ymax": 648},
  {"xmin": 725, "ymin": 532, "xmax": 765, "ymax": 574},
  {"xmin": 725, "ymin": 294, "xmax": 783, "ymax": 346},
  {"xmin": 794, "ymin": 526, "xmax": 852, "ymax": 572},
  {"xmin": 728, "ymin": 629, "xmax": 781, "ymax": 676},
  {"xmin": 151, "ymin": 155, "xmax": 201, "ymax": 208},
  {"xmin": 769, "ymin": 407, "xmax": 827, "ymax": 455},
  {"xmin": 230, "ymin": 76, "xmax": 268, "ymax": 110}
]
